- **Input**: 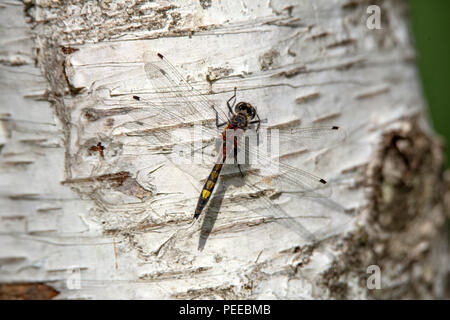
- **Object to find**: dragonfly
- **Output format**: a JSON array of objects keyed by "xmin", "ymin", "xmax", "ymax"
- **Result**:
[{"xmin": 107, "ymin": 51, "xmax": 346, "ymax": 242}]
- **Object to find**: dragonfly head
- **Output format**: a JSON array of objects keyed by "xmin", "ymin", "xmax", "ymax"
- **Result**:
[{"xmin": 235, "ymin": 102, "xmax": 256, "ymax": 120}]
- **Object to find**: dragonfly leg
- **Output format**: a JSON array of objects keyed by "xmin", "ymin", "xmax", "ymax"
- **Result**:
[
  {"xmin": 226, "ymin": 87, "xmax": 237, "ymax": 115},
  {"xmin": 237, "ymin": 164, "xmax": 245, "ymax": 178},
  {"xmin": 249, "ymin": 119, "xmax": 261, "ymax": 130},
  {"xmin": 216, "ymin": 111, "xmax": 227, "ymax": 128},
  {"xmin": 250, "ymin": 114, "xmax": 267, "ymax": 131},
  {"xmin": 233, "ymin": 142, "xmax": 245, "ymax": 177}
]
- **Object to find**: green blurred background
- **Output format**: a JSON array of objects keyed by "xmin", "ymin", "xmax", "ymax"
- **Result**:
[{"xmin": 409, "ymin": 0, "xmax": 450, "ymax": 167}]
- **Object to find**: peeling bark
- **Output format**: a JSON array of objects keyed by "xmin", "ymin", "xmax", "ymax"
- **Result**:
[
  {"xmin": 0, "ymin": 283, "xmax": 59, "ymax": 300},
  {"xmin": 0, "ymin": 0, "xmax": 448, "ymax": 299}
]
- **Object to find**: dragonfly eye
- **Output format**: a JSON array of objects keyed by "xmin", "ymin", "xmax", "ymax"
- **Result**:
[
  {"xmin": 248, "ymin": 106, "xmax": 256, "ymax": 120},
  {"xmin": 234, "ymin": 102, "xmax": 243, "ymax": 113}
]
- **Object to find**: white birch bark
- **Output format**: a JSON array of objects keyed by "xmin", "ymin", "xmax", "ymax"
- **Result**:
[{"xmin": 0, "ymin": 0, "xmax": 448, "ymax": 299}]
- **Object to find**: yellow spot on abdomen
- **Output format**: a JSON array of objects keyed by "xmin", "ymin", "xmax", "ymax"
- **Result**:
[
  {"xmin": 206, "ymin": 180, "xmax": 215, "ymax": 190},
  {"xmin": 202, "ymin": 190, "xmax": 211, "ymax": 199}
]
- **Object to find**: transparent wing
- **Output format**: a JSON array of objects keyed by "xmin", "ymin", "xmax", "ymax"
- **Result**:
[
  {"xmin": 229, "ymin": 127, "xmax": 344, "ymax": 198},
  {"xmin": 276, "ymin": 125, "xmax": 346, "ymax": 149},
  {"xmin": 141, "ymin": 51, "xmax": 230, "ymax": 124},
  {"xmin": 111, "ymin": 97, "xmax": 220, "ymax": 155},
  {"xmin": 220, "ymin": 182, "xmax": 320, "ymax": 242},
  {"xmin": 255, "ymin": 125, "xmax": 347, "ymax": 157},
  {"xmin": 243, "ymin": 158, "xmax": 333, "ymax": 198},
  {"xmin": 106, "ymin": 51, "xmax": 234, "ymax": 156}
]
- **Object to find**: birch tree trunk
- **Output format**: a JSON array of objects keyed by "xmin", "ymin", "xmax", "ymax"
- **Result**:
[{"xmin": 0, "ymin": 0, "xmax": 448, "ymax": 299}]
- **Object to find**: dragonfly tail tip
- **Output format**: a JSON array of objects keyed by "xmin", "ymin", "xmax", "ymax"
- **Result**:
[{"xmin": 319, "ymin": 179, "xmax": 327, "ymax": 184}]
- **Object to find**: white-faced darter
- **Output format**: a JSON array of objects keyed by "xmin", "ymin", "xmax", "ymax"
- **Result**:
[{"xmin": 108, "ymin": 51, "xmax": 346, "ymax": 242}]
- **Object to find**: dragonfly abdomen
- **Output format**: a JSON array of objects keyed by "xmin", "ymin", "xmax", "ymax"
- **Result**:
[
  {"xmin": 194, "ymin": 163, "xmax": 224, "ymax": 219},
  {"xmin": 193, "ymin": 124, "xmax": 238, "ymax": 219}
]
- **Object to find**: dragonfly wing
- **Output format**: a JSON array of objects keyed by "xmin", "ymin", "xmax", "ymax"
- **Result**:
[
  {"xmin": 142, "ymin": 51, "xmax": 230, "ymax": 124},
  {"xmin": 235, "ymin": 134, "xmax": 333, "ymax": 198},
  {"xmin": 105, "ymin": 51, "xmax": 233, "ymax": 167},
  {"xmin": 198, "ymin": 176, "xmax": 322, "ymax": 243},
  {"xmin": 257, "ymin": 125, "xmax": 346, "ymax": 156},
  {"xmin": 114, "ymin": 102, "xmax": 219, "ymax": 157}
]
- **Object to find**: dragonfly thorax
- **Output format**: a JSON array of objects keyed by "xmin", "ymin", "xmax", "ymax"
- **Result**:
[{"xmin": 231, "ymin": 113, "xmax": 250, "ymax": 129}]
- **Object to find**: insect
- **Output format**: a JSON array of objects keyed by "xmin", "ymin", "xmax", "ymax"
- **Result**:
[
  {"xmin": 110, "ymin": 51, "xmax": 346, "ymax": 242},
  {"xmin": 193, "ymin": 88, "xmax": 265, "ymax": 219}
]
